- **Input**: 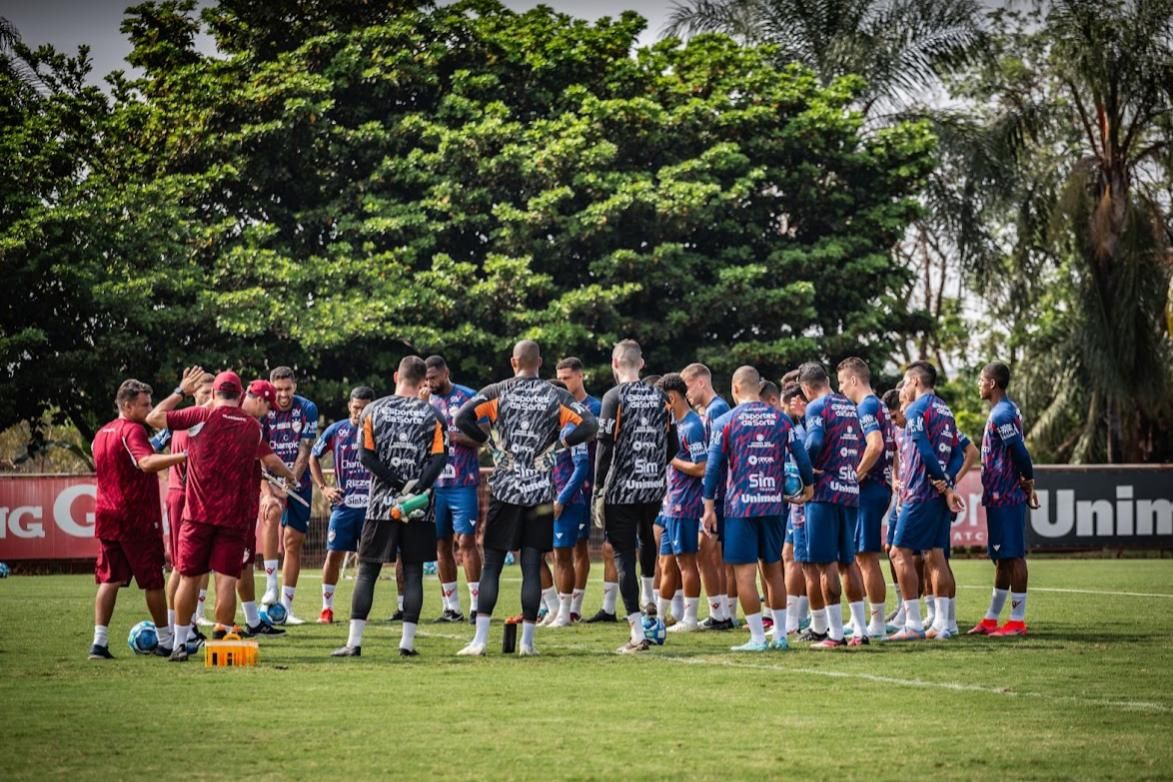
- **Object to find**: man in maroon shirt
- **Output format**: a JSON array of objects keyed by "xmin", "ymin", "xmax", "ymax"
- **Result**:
[
  {"xmin": 147, "ymin": 368, "xmax": 294, "ymax": 660},
  {"xmin": 89, "ymin": 379, "xmax": 188, "ymax": 660}
]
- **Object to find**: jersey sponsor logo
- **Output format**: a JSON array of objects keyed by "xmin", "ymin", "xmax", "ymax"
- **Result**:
[{"xmin": 747, "ymin": 454, "xmax": 775, "ymax": 466}]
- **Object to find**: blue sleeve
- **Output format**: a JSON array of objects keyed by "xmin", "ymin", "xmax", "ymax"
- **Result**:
[
  {"xmin": 858, "ymin": 397, "xmax": 881, "ymax": 436},
  {"xmin": 702, "ymin": 418, "xmax": 729, "ymax": 500},
  {"xmin": 557, "ymin": 445, "xmax": 591, "ymax": 505},
  {"xmin": 301, "ymin": 399, "xmax": 319, "ymax": 440},
  {"xmin": 1007, "ymin": 438, "xmax": 1034, "ymax": 480},
  {"xmin": 311, "ymin": 421, "xmax": 337, "ymax": 458},
  {"xmin": 910, "ymin": 411, "xmax": 948, "ymax": 482},
  {"xmin": 789, "ymin": 428, "xmax": 815, "ymax": 485},
  {"xmin": 945, "ymin": 433, "xmax": 969, "ymax": 481},
  {"xmin": 150, "ymin": 429, "xmax": 172, "ymax": 452},
  {"xmin": 994, "ymin": 405, "xmax": 1034, "ymax": 479}
]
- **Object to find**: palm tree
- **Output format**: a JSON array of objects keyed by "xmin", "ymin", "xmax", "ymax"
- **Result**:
[{"xmin": 0, "ymin": 16, "xmax": 48, "ymax": 97}]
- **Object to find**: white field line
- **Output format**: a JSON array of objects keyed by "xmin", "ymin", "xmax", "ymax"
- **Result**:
[{"xmin": 958, "ymin": 585, "xmax": 1173, "ymax": 598}]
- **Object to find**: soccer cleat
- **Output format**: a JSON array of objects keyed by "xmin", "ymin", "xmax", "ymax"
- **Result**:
[
  {"xmin": 769, "ymin": 636, "xmax": 790, "ymax": 651},
  {"xmin": 730, "ymin": 639, "xmax": 769, "ymax": 652},
  {"xmin": 847, "ymin": 634, "xmax": 870, "ymax": 647},
  {"xmin": 643, "ymin": 603, "xmax": 657, "ymax": 618},
  {"xmin": 794, "ymin": 628, "xmax": 827, "ymax": 643},
  {"xmin": 261, "ymin": 587, "xmax": 279, "ymax": 606},
  {"xmin": 991, "ymin": 620, "xmax": 1028, "ymax": 637},
  {"xmin": 318, "ymin": 608, "xmax": 335, "ymax": 625},
  {"xmin": 928, "ymin": 626, "xmax": 954, "ymax": 640},
  {"xmin": 967, "ymin": 618, "xmax": 999, "ymax": 635},
  {"xmin": 569, "ymin": 612, "xmax": 581, "ymax": 623},
  {"xmin": 616, "ymin": 639, "xmax": 651, "ymax": 654},
  {"xmin": 922, "ymin": 616, "xmax": 936, "ymax": 631},
  {"xmin": 387, "ymin": 609, "xmax": 405, "ymax": 622},
  {"xmin": 195, "ymin": 613, "xmax": 215, "ymax": 627},
  {"xmin": 184, "ymin": 636, "xmax": 205, "ymax": 655},
  {"xmin": 698, "ymin": 616, "xmax": 721, "ymax": 630},
  {"xmin": 888, "ymin": 627, "xmax": 927, "ymax": 641},
  {"xmin": 153, "ymin": 645, "xmax": 173, "ymax": 658},
  {"xmin": 189, "ymin": 626, "xmax": 207, "ymax": 643},
  {"xmin": 283, "ymin": 612, "xmax": 306, "ymax": 626},
  {"xmin": 456, "ymin": 641, "xmax": 486, "ymax": 657},
  {"xmin": 549, "ymin": 614, "xmax": 571, "ymax": 628},
  {"xmin": 331, "ymin": 645, "xmax": 361, "ymax": 657},
  {"xmin": 811, "ymin": 637, "xmax": 848, "ymax": 650},
  {"xmin": 539, "ymin": 610, "xmax": 560, "ymax": 627},
  {"xmin": 584, "ymin": 609, "xmax": 618, "ymax": 624},
  {"xmin": 469, "ymin": 610, "xmax": 478, "ymax": 623},
  {"xmin": 88, "ymin": 644, "xmax": 114, "ymax": 660},
  {"xmin": 244, "ymin": 622, "xmax": 286, "ymax": 637},
  {"xmin": 434, "ymin": 609, "xmax": 465, "ymax": 624},
  {"xmin": 762, "ymin": 615, "xmax": 774, "ymax": 631},
  {"xmin": 399, "ymin": 647, "xmax": 419, "ymax": 657},
  {"xmin": 798, "ymin": 615, "xmax": 811, "ymax": 632},
  {"xmin": 667, "ymin": 619, "xmax": 700, "ymax": 633},
  {"xmin": 664, "ymin": 615, "xmax": 677, "ymax": 628},
  {"xmin": 169, "ymin": 645, "xmax": 189, "ymax": 662},
  {"xmin": 884, "ymin": 622, "xmax": 902, "ymax": 635},
  {"xmin": 518, "ymin": 644, "xmax": 539, "ymax": 656},
  {"xmin": 536, "ymin": 606, "xmax": 550, "ymax": 621}
]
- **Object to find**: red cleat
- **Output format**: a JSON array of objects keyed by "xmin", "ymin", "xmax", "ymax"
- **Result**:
[
  {"xmin": 318, "ymin": 608, "xmax": 334, "ymax": 625},
  {"xmin": 967, "ymin": 618, "xmax": 999, "ymax": 635},
  {"xmin": 991, "ymin": 620, "xmax": 1028, "ymax": 637}
]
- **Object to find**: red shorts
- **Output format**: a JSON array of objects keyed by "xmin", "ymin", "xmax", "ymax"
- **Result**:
[
  {"xmin": 95, "ymin": 536, "xmax": 165, "ymax": 589},
  {"xmin": 166, "ymin": 490, "xmax": 185, "ymax": 567},
  {"xmin": 177, "ymin": 520, "xmax": 246, "ymax": 579}
]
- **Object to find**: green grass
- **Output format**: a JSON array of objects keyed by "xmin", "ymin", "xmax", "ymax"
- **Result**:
[{"xmin": 2, "ymin": 559, "xmax": 1172, "ymax": 781}]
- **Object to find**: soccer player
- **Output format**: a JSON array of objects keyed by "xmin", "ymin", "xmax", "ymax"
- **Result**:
[
  {"xmin": 422, "ymin": 356, "xmax": 482, "ymax": 623},
  {"xmin": 555, "ymin": 357, "xmax": 602, "ymax": 622},
  {"xmin": 837, "ymin": 357, "xmax": 897, "ymax": 639},
  {"xmin": 781, "ymin": 383, "xmax": 813, "ymax": 636},
  {"xmin": 147, "ymin": 369, "xmax": 296, "ymax": 661},
  {"xmin": 888, "ymin": 361, "xmax": 964, "ymax": 641},
  {"xmin": 702, "ymin": 365, "xmax": 814, "ymax": 652},
  {"xmin": 88, "ymin": 379, "xmax": 189, "ymax": 660},
  {"xmin": 882, "ymin": 388, "xmax": 909, "ymax": 627},
  {"xmin": 969, "ymin": 361, "xmax": 1036, "ymax": 637},
  {"xmin": 546, "ymin": 380, "xmax": 591, "ymax": 627},
  {"xmin": 453, "ymin": 340, "xmax": 596, "ymax": 656},
  {"xmin": 594, "ymin": 340, "xmax": 674, "ymax": 654},
  {"xmin": 332, "ymin": 357, "xmax": 448, "ymax": 658},
  {"xmin": 310, "ymin": 386, "xmax": 376, "ymax": 624},
  {"xmin": 655, "ymin": 373, "xmax": 707, "ymax": 632},
  {"xmin": 681, "ymin": 362, "xmax": 734, "ymax": 629},
  {"xmin": 261, "ymin": 366, "xmax": 319, "ymax": 623},
  {"xmin": 798, "ymin": 362, "xmax": 868, "ymax": 649}
]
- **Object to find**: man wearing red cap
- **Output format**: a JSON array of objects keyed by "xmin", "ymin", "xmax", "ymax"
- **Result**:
[{"xmin": 147, "ymin": 367, "xmax": 296, "ymax": 660}]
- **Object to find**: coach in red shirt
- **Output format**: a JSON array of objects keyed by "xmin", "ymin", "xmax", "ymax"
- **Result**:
[
  {"xmin": 147, "ymin": 367, "xmax": 295, "ymax": 660},
  {"xmin": 89, "ymin": 379, "xmax": 188, "ymax": 660}
]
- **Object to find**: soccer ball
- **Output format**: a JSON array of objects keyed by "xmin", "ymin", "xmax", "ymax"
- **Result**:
[
  {"xmin": 261, "ymin": 602, "xmax": 287, "ymax": 625},
  {"xmin": 128, "ymin": 620, "xmax": 159, "ymax": 655},
  {"xmin": 642, "ymin": 614, "xmax": 667, "ymax": 646},
  {"xmin": 423, "ymin": 561, "xmax": 437, "ymax": 576},
  {"xmin": 784, "ymin": 462, "xmax": 803, "ymax": 499},
  {"xmin": 0, "ymin": 562, "xmax": 9, "ymax": 578}
]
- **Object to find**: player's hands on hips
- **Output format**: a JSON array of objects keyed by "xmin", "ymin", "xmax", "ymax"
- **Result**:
[
  {"xmin": 323, "ymin": 485, "xmax": 343, "ymax": 506},
  {"xmin": 179, "ymin": 365, "xmax": 204, "ymax": 396}
]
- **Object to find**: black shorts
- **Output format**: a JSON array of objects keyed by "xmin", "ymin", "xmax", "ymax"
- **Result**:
[
  {"xmin": 604, "ymin": 502, "xmax": 661, "ymax": 553},
  {"xmin": 357, "ymin": 516, "xmax": 436, "ymax": 565},
  {"xmin": 484, "ymin": 499, "xmax": 553, "ymax": 552}
]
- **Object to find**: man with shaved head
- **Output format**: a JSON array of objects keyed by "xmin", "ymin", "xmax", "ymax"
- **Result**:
[{"xmin": 454, "ymin": 340, "xmax": 597, "ymax": 656}]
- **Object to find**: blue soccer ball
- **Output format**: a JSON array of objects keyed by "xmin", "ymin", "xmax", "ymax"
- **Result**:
[
  {"xmin": 261, "ymin": 602, "xmax": 287, "ymax": 626},
  {"xmin": 423, "ymin": 561, "xmax": 437, "ymax": 576},
  {"xmin": 128, "ymin": 620, "xmax": 159, "ymax": 655},
  {"xmin": 642, "ymin": 614, "xmax": 667, "ymax": 646},
  {"xmin": 0, "ymin": 562, "xmax": 9, "ymax": 578},
  {"xmin": 784, "ymin": 462, "xmax": 803, "ymax": 499}
]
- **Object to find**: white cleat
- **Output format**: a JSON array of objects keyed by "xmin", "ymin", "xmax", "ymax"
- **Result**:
[
  {"xmin": 549, "ymin": 614, "xmax": 571, "ymax": 628},
  {"xmin": 667, "ymin": 619, "xmax": 699, "ymax": 633},
  {"xmin": 195, "ymin": 614, "xmax": 215, "ymax": 627},
  {"xmin": 518, "ymin": 644, "xmax": 539, "ymax": 656},
  {"xmin": 261, "ymin": 587, "xmax": 279, "ymax": 606},
  {"xmin": 456, "ymin": 642, "xmax": 486, "ymax": 657},
  {"xmin": 539, "ymin": 611, "xmax": 560, "ymax": 627},
  {"xmin": 283, "ymin": 612, "xmax": 306, "ymax": 626}
]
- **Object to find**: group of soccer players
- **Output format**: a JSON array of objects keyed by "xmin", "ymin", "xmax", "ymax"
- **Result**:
[{"xmin": 87, "ymin": 338, "xmax": 1037, "ymax": 659}]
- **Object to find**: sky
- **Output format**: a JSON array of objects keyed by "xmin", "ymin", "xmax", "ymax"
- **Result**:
[{"xmin": 2, "ymin": 0, "xmax": 679, "ymax": 85}]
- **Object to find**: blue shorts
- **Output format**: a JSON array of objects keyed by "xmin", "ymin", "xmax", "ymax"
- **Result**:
[
  {"xmin": 434, "ymin": 486, "xmax": 479, "ymax": 539},
  {"xmin": 886, "ymin": 504, "xmax": 899, "ymax": 547},
  {"xmin": 326, "ymin": 506, "xmax": 366, "ymax": 552},
  {"xmin": 653, "ymin": 513, "xmax": 666, "ymax": 528},
  {"xmin": 553, "ymin": 503, "xmax": 588, "ymax": 549},
  {"xmin": 723, "ymin": 515, "xmax": 784, "ymax": 565},
  {"xmin": 985, "ymin": 503, "xmax": 1026, "ymax": 560},
  {"xmin": 659, "ymin": 516, "xmax": 700, "ymax": 556},
  {"xmin": 937, "ymin": 503, "xmax": 958, "ymax": 553},
  {"xmin": 893, "ymin": 496, "xmax": 948, "ymax": 552},
  {"xmin": 791, "ymin": 509, "xmax": 810, "ymax": 563},
  {"xmin": 856, "ymin": 481, "xmax": 892, "ymax": 554},
  {"xmin": 784, "ymin": 512, "xmax": 795, "ymax": 546},
  {"xmin": 281, "ymin": 486, "xmax": 313, "ymax": 534},
  {"xmin": 805, "ymin": 502, "xmax": 857, "ymax": 565}
]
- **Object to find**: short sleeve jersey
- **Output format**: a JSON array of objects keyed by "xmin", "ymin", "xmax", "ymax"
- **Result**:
[
  {"xmin": 265, "ymin": 395, "xmax": 319, "ymax": 492},
  {"xmin": 900, "ymin": 393, "xmax": 959, "ymax": 505},
  {"xmin": 92, "ymin": 418, "xmax": 162, "ymax": 541},
  {"xmin": 165, "ymin": 429, "xmax": 191, "ymax": 491},
  {"xmin": 312, "ymin": 419, "xmax": 370, "ymax": 509},
  {"xmin": 804, "ymin": 392, "xmax": 862, "ymax": 506},
  {"xmin": 662, "ymin": 410, "xmax": 707, "ymax": 519},
  {"xmin": 467, "ymin": 376, "xmax": 591, "ymax": 506},
  {"xmin": 857, "ymin": 394, "xmax": 896, "ymax": 487},
  {"xmin": 709, "ymin": 401, "xmax": 798, "ymax": 518},
  {"xmin": 598, "ymin": 381, "xmax": 671, "ymax": 505},
  {"xmin": 981, "ymin": 398, "xmax": 1028, "ymax": 507},
  {"xmin": 429, "ymin": 383, "xmax": 481, "ymax": 489},
  {"xmin": 166, "ymin": 405, "xmax": 270, "ymax": 528},
  {"xmin": 361, "ymin": 395, "xmax": 447, "ymax": 521}
]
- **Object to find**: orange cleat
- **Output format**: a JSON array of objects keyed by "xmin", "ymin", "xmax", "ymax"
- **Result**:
[
  {"xmin": 991, "ymin": 620, "xmax": 1028, "ymax": 637},
  {"xmin": 318, "ymin": 608, "xmax": 334, "ymax": 624},
  {"xmin": 967, "ymin": 618, "xmax": 999, "ymax": 635}
]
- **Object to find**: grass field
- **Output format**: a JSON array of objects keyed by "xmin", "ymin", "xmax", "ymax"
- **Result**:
[{"xmin": 1, "ymin": 559, "xmax": 1172, "ymax": 781}]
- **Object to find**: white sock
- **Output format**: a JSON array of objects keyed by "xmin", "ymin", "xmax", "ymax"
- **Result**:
[
  {"xmin": 657, "ymin": 594, "xmax": 672, "ymax": 619},
  {"xmin": 924, "ymin": 593, "xmax": 936, "ymax": 625},
  {"xmin": 933, "ymin": 596, "xmax": 949, "ymax": 631},
  {"xmin": 167, "ymin": 609, "xmax": 176, "ymax": 638},
  {"xmin": 174, "ymin": 624, "xmax": 190, "ymax": 650},
  {"xmin": 640, "ymin": 576, "xmax": 655, "ymax": 606},
  {"xmin": 947, "ymin": 597, "xmax": 957, "ymax": 629},
  {"xmin": 196, "ymin": 589, "xmax": 207, "ymax": 617},
  {"xmin": 347, "ymin": 619, "xmax": 366, "ymax": 648},
  {"xmin": 672, "ymin": 590, "xmax": 685, "ymax": 620},
  {"xmin": 442, "ymin": 581, "xmax": 460, "ymax": 613},
  {"xmin": 264, "ymin": 560, "xmax": 279, "ymax": 592},
  {"xmin": 473, "ymin": 614, "xmax": 491, "ymax": 646},
  {"xmin": 322, "ymin": 584, "xmax": 335, "ymax": 610},
  {"xmin": 986, "ymin": 588, "xmax": 1009, "ymax": 620},
  {"xmin": 571, "ymin": 588, "xmax": 585, "ymax": 615},
  {"xmin": 903, "ymin": 599, "xmax": 922, "ymax": 631},
  {"xmin": 521, "ymin": 621, "xmax": 536, "ymax": 649},
  {"xmin": 469, "ymin": 582, "xmax": 480, "ymax": 613},
  {"xmin": 724, "ymin": 595, "xmax": 737, "ymax": 621},
  {"xmin": 826, "ymin": 602, "xmax": 845, "ymax": 641},
  {"xmin": 242, "ymin": 600, "xmax": 260, "ymax": 627},
  {"xmin": 849, "ymin": 601, "xmax": 868, "ymax": 636},
  {"xmin": 868, "ymin": 602, "xmax": 886, "ymax": 635},
  {"xmin": 628, "ymin": 612, "xmax": 646, "ymax": 643},
  {"xmin": 684, "ymin": 597, "xmax": 699, "ymax": 624},
  {"xmin": 157, "ymin": 624, "xmax": 174, "ymax": 648},
  {"xmin": 602, "ymin": 581, "xmax": 618, "ymax": 614},
  {"xmin": 745, "ymin": 612, "xmax": 766, "ymax": 644},
  {"xmin": 797, "ymin": 595, "xmax": 810, "ymax": 621},
  {"xmin": 400, "ymin": 621, "xmax": 417, "ymax": 651},
  {"xmin": 785, "ymin": 595, "xmax": 799, "ymax": 633},
  {"xmin": 557, "ymin": 593, "xmax": 572, "ymax": 621},
  {"xmin": 541, "ymin": 586, "xmax": 558, "ymax": 615},
  {"xmin": 397, "ymin": 594, "xmax": 405, "ymax": 612},
  {"xmin": 811, "ymin": 607, "xmax": 828, "ymax": 635},
  {"xmin": 93, "ymin": 625, "xmax": 109, "ymax": 648},
  {"xmin": 707, "ymin": 595, "xmax": 725, "ymax": 621},
  {"xmin": 281, "ymin": 585, "xmax": 296, "ymax": 612},
  {"xmin": 771, "ymin": 607, "xmax": 786, "ymax": 637},
  {"xmin": 1010, "ymin": 591, "xmax": 1027, "ymax": 621}
]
